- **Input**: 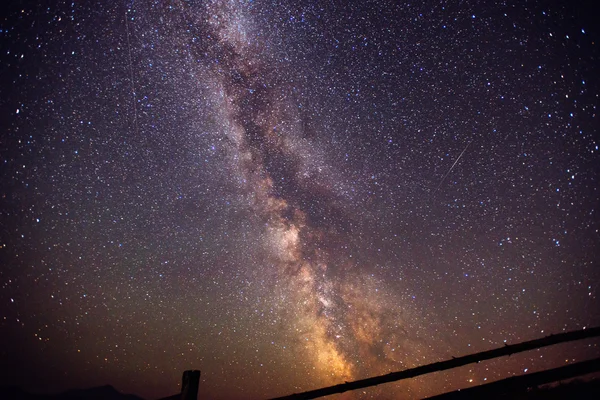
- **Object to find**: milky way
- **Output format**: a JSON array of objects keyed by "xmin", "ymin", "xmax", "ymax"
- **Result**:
[{"xmin": 1, "ymin": 1, "xmax": 599, "ymax": 399}]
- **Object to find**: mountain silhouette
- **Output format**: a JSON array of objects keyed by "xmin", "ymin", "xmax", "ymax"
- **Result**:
[{"xmin": 0, "ymin": 385, "xmax": 144, "ymax": 400}]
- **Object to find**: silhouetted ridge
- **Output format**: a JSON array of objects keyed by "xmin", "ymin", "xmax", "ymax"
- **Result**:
[{"xmin": 0, "ymin": 385, "xmax": 144, "ymax": 400}]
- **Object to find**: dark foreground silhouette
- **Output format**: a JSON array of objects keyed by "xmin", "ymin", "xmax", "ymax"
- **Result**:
[
  {"xmin": 0, "ymin": 385, "xmax": 143, "ymax": 400},
  {"xmin": 514, "ymin": 379, "xmax": 600, "ymax": 399},
  {"xmin": 428, "ymin": 378, "xmax": 600, "ymax": 400},
  {"xmin": 1, "ymin": 378, "xmax": 600, "ymax": 400}
]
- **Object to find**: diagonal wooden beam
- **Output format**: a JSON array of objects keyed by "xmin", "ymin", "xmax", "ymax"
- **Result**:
[
  {"xmin": 268, "ymin": 326, "xmax": 600, "ymax": 400},
  {"xmin": 424, "ymin": 357, "xmax": 600, "ymax": 399}
]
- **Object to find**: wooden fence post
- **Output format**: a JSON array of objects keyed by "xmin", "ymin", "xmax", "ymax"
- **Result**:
[{"xmin": 181, "ymin": 370, "xmax": 201, "ymax": 400}]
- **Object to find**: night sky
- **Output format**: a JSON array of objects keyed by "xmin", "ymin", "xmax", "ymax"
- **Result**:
[{"xmin": 1, "ymin": 0, "xmax": 599, "ymax": 399}]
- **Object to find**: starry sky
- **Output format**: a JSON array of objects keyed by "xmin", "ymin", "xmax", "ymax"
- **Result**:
[{"xmin": 1, "ymin": 0, "xmax": 599, "ymax": 399}]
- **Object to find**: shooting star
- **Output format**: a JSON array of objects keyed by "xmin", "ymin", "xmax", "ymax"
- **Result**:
[
  {"xmin": 125, "ymin": 8, "xmax": 139, "ymax": 137},
  {"xmin": 432, "ymin": 140, "xmax": 472, "ymax": 197}
]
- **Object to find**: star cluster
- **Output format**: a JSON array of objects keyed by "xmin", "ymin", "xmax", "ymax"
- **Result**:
[{"xmin": 1, "ymin": 1, "xmax": 599, "ymax": 399}]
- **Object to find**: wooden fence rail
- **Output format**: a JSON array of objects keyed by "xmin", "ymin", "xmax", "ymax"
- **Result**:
[
  {"xmin": 425, "ymin": 356, "xmax": 600, "ymax": 399},
  {"xmin": 267, "ymin": 326, "xmax": 600, "ymax": 400}
]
